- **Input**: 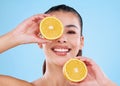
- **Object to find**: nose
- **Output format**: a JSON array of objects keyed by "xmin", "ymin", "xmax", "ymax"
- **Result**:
[{"xmin": 57, "ymin": 34, "xmax": 67, "ymax": 43}]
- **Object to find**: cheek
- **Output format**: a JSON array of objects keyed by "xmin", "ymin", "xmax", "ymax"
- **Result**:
[
  {"xmin": 70, "ymin": 37, "xmax": 80, "ymax": 49},
  {"xmin": 69, "ymin": 38, "xmax": 80, "ymax": 56},
  {"xmin": 42, "ymin": 44, "xmax": 50, "ymax": 53}
]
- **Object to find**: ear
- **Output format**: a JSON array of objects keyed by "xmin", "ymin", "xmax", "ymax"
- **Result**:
[
  {"xmin": 80, "ymin": 36, "xmax": 84, "ymax": 49},
  {"xmin": 38, "ymin": 43, "xmax": 43, "ymax": 48}
]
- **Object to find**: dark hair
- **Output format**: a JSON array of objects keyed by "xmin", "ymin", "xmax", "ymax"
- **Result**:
[{"xmin": 43, "ymin": 4, "xmax": 83, "ymax": 74}]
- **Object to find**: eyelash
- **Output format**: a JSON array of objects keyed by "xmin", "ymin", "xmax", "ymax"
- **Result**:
[{"xmin": 67, "ymin": 30, "xmax": 76, "ymax": 34}]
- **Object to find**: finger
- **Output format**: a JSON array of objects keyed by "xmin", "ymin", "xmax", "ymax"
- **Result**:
[
  {"xmin": 75, "ymin": 56, "xmax": 97, "ymax": 66},
  {"xmin": 32, "ymin": 14, "xmax": 51, "ymax": 20},
  {"xmin": 31, "ymin": 15, "xmax": 44, "ymax": 23},
  {"xmin": 32, "ymin": 14, "xmax": 50, "ymax": 18},
  {"xmin": 34, "ymin": 37, "xmax": 52, "ymax": 43},
  {"xmin": 78, "ymin": 57, "xmax": 106, "ymax": 80},
  {"xmin": 68, "ymin": 81, "xmax": 80, "ymax": 86},
  {"xmin": 75, "ymin": 57, "xmax": 100, "ymax": 73},
  {"xmin": 33, "ymin": 14, "xmax": 52, "ymax": 25},
  {"xmin": 25, "ymin": 14, "xmax": 50, "ymax": 25},
  {"xmin": 21, "ymin": 14, "xmax": 51, "ymax": 27}
]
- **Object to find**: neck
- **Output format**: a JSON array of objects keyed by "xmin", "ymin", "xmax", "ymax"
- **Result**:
[{"xmin": 42, "ymin": 61, "xmax": 70, "ymax": 86}]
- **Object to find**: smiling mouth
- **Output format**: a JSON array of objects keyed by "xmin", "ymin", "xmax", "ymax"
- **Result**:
[{"xmin": 51, "ymin": 47, "xmax": 71, "ymax": 56}]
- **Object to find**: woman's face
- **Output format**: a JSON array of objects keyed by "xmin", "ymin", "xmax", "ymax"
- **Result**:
[{"xmin": 41, "ymin": 11, "xmax": 84, "ymax": 66}]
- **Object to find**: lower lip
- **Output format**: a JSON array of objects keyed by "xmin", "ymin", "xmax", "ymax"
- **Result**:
[{"xmin": 54, "ymin": 51, "xmax": 68, "ymax": 56}]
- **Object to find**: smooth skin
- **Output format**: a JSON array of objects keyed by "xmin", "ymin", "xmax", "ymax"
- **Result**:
[{"xmin": 0, "ymin": 12, "xmax": 117, "ymax": 86}]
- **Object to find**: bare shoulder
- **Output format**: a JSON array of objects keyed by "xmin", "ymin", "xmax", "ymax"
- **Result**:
[
  {"xmin": 0, "ymin": 75, "xmax": 34, "ymax": 86},
  {"xmin": 32, "ymin": 78, "xmax": 46, "ymax": 86}
]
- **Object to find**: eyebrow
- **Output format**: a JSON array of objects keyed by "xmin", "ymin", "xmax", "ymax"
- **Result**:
[{"xmin": 65, "ymin": 24, "xmax": 78, "ymax": 29}]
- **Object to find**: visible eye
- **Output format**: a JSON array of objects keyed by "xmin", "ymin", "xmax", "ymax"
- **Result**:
[{"xmin": 67, "ymin": 30, "xmax": 76, "ymax": 34}]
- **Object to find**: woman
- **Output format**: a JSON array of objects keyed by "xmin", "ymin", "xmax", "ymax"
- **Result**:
[{"xmin": 0, "ymin": 4, "xmax": 117, "ymax": 86}]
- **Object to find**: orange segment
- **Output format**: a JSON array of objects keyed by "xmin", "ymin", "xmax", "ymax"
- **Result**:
[
  {"xmin": 63, "ymin": 58, "xmax": 88, "ymax": 82},
  {"xmin": 39, "ymin": 17, "xmax": 63, "ymax": 40}
]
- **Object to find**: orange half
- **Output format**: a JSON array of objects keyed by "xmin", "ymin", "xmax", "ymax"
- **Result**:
[
  {"xmin": 39, "ymin": 17, "xmax": 63, "ymax": 40},
  {"xmin": 63, "ymin": 58, "xmax": 88, "ymax": 82}
]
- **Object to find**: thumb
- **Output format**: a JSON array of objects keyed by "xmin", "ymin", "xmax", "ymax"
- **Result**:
[{"xmin": 35, "ymin": 37, "xmax": 52, "ymax": 44}]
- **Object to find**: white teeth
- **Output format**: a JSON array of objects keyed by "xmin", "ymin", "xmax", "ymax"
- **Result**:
[{"xmin": 54, "ymin": 49, "xmax": 69, "ymax": 52}]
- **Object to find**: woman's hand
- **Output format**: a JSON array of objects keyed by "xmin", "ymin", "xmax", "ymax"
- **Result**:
[
  {"xmin": 69, "ymin": 56, "xmax": 117, "ymax": 86},
  {"xmin": 0, "ymin": 14, "xmax": 51, "ymax": 53},
  {"xmin": 12, "ymin": 14, "xmax": 51, "ymax": 44}
]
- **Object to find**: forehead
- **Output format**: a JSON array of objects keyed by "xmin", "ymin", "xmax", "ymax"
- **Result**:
[{"xmin": 48, "ymin": 11, "xmax": 81, "ymax": 29}]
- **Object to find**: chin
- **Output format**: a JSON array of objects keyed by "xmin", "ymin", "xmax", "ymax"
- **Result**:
[{"xmin": 52, "ymin": 57, "xmax": 71, "ymax": 67}]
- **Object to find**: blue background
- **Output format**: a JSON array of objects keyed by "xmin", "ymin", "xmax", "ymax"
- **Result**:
[{"xmin": 0, "ymin": 0, "xmax": 120, "ymax": 85}]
